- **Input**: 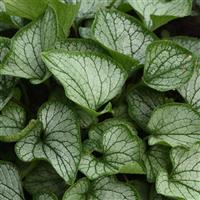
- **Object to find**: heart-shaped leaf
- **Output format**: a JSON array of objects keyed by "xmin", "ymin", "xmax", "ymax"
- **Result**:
[
  {"xmin": 127, "ymin": 0, "xmax": 192, "ymax": 30},
  {"xmin": 92, "ymin": 9, "xmax": 156, "ymax": 71},
  {"xmin": 63, "ymin": 176, "xmax": 140, "ymax": 200},
  {"xmin": 143, "ymin": 40, "xmax": 197, "ymax": 91},
  {"xmin": 42, "ymin": 50, "xmax": 127, "ymax": 113},
  {"xmin": 0, "ymin": 7, "xmax": 57, "ymax": 84},
  {"xmin": 24, "ymin": 161, "xmax": 66, "ymax": 197},
  {"xmin": 79, "ymin": 119, "xmax": 145, "ymax": 179},
  {"xmin": 156, "ymin": 142, "xmax": 200, "ymax": 200},
  {"xmin": 0, "ymin": 161, "xmax": 24, "ymax": 200},
  {"xmin": 15, "ymin": 101, "xmax": 81, "ymax": 184},
  {"xmin": 148, "ymin": 103, "xmax": 200, "ymax": 147}
]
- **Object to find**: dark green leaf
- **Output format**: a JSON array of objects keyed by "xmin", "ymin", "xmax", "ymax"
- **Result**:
[
  {"xmin": 4, "ymin": 0, "xmax": 47, "ymax": 20},
  {"xmin": 4, "ymin": 0, "xmax": 79, "ymax": 38},
  {"xmin": 143, "ymin": 145, "xmax": 171, "ymax": 182},
  {"xmin": 127, "ymin": 85, "xmax": 171, "ymax": 130},
  {"xmin": 24, "ymin": 161, "xmax": 66, "ymax": 197}
]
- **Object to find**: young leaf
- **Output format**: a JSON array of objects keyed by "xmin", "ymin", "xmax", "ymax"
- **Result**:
[
  {"xmin": 24, "ymin": 161, "xmax": 66, "ymax": 197},
  {"xmin": 148, "ymin": 103, "xmax": 200, "ymax": 147},
  {"xmin": 0, "ymin": 7, "xmax": 57, "ymax": 84},
  {"xmin": 4, "ymin": 0, "xmax": 79, "ymax": 38},
  {"xmin": 79, "ymin": 119, "xmax": 145, "ymax": 179},
  {"xmin": 156, "ymin": 142, "xmax": 200, "ymax": 200},
  {"xmin": 127, "ymin": 0, "xmax": 192, "ymax": 30},
  {"xmin": 63, "ymin": 176, "xmax": 140, "ymax": 200},
  {"xmin": 15, "ymin": 102, "xmax": 81, "ymax": 185},
  {"xmin": 127, "ymin": 85, "xmax": 171, "ymax": 130},
  {"xmin": 0, "ymin": 1, "xmax": 17, "ymax": 29},
  {"xmin": 55, "ymin": 38, "xmax": 105, "ymax": 53},
  {"xmin": 42, "ymin": 50, "xmax": 127, "ymax": 113},
  {"xmin": 86, "ymin": 118, "xmax": 137, "ymax": 151},
  {"xmin": 143, "ymin": 40, "xmax": 197, "ymax": 91},
  {"xmin": 92, "ymin": 9, "xmax": 156, "ymax": 71},
  {"xmin": 0, "ymin": 102, "xmax": 26, "ymax": 142},
  {"xmin": 47, "ymin": 0, "xmax": 80, "ymax": 38},
  {"xmin": 4, "ymin": 0, "xmax": 47, "ymax": 20},
  {"xmin": 143, "ymin": 145, "xmax": 171, "ymax": 182},
  {"xmin": 0, "ymin": 161, "xmax": 24, "ymax": 200},
  {"xmin": 33, "ymin": 192, "xmax": 58, "ymax": 200}
]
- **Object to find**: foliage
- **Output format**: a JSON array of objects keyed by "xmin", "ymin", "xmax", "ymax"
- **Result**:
[{"xmin": 0, "ymin": 0, "xmax": 199, "ymax": 200}]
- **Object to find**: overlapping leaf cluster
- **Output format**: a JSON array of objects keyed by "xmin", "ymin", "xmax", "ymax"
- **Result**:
[{"xmin": 0, "ymin": 0, "xmax": 199, "ymax": 200}]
